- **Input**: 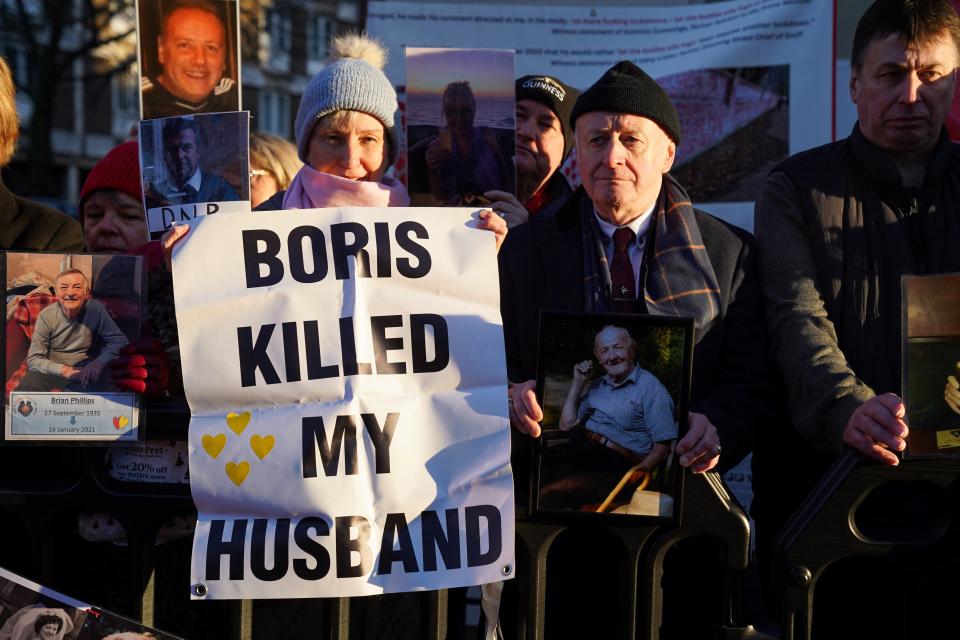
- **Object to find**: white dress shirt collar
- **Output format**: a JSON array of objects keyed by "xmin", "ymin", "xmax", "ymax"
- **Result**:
[
  {"xmin": 185, "ymin": 168, "xmax": 202, "ymax": 192},
  {"xmin": 592, "ymin": 201, "xmax": 657, "ymax": 247}
]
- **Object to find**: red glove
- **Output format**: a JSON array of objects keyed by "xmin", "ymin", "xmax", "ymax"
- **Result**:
[{"xmin": 110, "ymin": 337, "xmax": 170, "ymax": 397}]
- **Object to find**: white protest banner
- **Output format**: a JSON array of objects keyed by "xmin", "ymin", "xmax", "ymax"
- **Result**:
[
  {"xmin": 173, "ymin": 209, "xmax": 513, "ymax": 599},
  {"xmin": 369, "ymin": 0, "xmax": 834, "ymax": 230}
]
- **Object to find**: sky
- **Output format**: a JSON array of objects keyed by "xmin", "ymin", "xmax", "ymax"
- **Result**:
[{"xmin": 406, "ymin": 48, "xmax": 515, "ymax": 98}]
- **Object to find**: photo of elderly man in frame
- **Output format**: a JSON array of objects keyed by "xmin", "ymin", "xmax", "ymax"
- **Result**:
[
  {"xmin": 137, "ymin": 0, "xmax": 241, "ymax": 119},
  {"xmin": 533, "ymin": 312, "xmax": 693, "ymax": 517},
  {"xmin": 4, "ymin": 252, "xmax": 145, "ymax": 442},
  {"xmin": 17, "ymin": 267, "xmax": 128, "ymax": 393}
]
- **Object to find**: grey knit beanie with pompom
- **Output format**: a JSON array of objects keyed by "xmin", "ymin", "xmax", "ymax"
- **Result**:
[{"xmin": 294, "ymin": 34, "xmax": 399, "ymax": 166}]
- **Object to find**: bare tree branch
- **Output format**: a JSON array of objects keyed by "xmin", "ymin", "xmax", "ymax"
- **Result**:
[{"xmin": 12, "ymin": 0, "xmax": 39, "ymax": 54}]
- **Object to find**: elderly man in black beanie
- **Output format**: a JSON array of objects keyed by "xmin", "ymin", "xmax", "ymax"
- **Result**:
[
  {"xmin": 501, "ymin": 60, "xmax": 774, "ymax": 476},
  {"xmin": 497, "ymin": 60, "xmax": 775, "ymax": 638},
  {"xmin": 486, "ymin": 74, "xmax": 579, "ymax": 227}
]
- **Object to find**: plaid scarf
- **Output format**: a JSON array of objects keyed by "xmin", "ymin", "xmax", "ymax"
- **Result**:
[{"xmin": 581, "ymin": 175, "xmax": 721, "ymax": 330}]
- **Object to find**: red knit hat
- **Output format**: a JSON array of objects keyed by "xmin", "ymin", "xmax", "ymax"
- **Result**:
[{"xmin": 79, "ymin": 141, "xmax": 142, "ymax": 209}]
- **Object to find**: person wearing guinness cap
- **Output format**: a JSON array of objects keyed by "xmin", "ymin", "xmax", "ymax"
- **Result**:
[
  {"xmin": 497, "ymin": 59, "xmax": 773, "ymax": 637},
  {"xmin": 487, "ymin": 74, "xmax": 580, "ymax": 226}
]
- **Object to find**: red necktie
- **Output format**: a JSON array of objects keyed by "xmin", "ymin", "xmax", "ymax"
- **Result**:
[{"xmin": 611, "ymin": 227, "xmax": 637, "ymax": 312}]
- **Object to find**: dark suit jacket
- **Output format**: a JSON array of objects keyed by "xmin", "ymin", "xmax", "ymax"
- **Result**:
[{"xmin": 498, "ymin": 186, "xmax": 775, "ymax": 472}]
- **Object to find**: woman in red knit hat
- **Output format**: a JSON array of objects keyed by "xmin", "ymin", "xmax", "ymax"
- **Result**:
[{"xmin": 78, "ymin": 141, "xmax": 148, "ymax": 253}]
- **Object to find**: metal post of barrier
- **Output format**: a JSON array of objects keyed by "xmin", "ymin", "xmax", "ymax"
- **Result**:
[
  {"xmin": 640, "ymin": 470, "xmax": 753, "ymax": 639},
  {"xmin": 330, "ymin": 597, "xmax": 351, "ymax": 640},
  {"xmin": 514, "ymin": 522, "xmax": 565, "ymax": 640},
  {"xmin": 238, "ymin": 599, "xmax": 253, "ymax": 640},
  {"xmin": 423, "ymin": 589, "xmax": 449, "ymax": 640},
  {"xmin": 609, "ymin": 526, "xmax": 661, "ymax": 639},
  {"xmin": 37, "ymin": 528, "xmax": 55, "ymax": 586},
  {"xmin": 140, "ymin": 566, "xmax": 157, "ymax": 628},
  {"xmin": 126, "ymin": 523, "xmax": 158, "ymax": 626}
]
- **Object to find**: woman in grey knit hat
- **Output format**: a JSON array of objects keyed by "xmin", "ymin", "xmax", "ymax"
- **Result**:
[{"xmin": 258, "ymin": 33, "xmax": 407, "ymax": 210}]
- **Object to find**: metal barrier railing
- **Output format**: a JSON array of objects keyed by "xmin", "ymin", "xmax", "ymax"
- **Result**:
[
  {"xmin": 774, "ymin": 450, "xmax": 960, "ymax": 640},
  {"xmin": 0, "ymin": 404, "xmax": 756, "ymax": 639}
]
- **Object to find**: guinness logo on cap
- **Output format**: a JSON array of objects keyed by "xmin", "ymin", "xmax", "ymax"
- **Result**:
[{"xmin": 521, "ymin": 76, "xmax": 566, "ymax": 102}]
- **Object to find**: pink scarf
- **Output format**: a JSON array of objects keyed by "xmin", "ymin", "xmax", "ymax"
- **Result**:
[{"xmin": 282, "ymin": 164, "xmax": 409, "ymax": 209}]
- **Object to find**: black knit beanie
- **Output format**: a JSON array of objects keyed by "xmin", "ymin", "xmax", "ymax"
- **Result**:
[
  {"xmin": 570, "ymin": 60, "xmax": 682, "ymax": 144},
  {"xmin": 516, "ymin": 75, "xmax": 581, "ymax": 160}
]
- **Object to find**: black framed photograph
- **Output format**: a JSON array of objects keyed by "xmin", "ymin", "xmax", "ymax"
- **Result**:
[
  {"xmin": 531, "ymin": 311, "xmax": 694, "ymax": 521},
  {"xmin": 3, "ymin": 252, "xmax": 145, "ymax": 443},
  {"xmin": 903, "ymin": 273, "xmax": 960, "ymax": 457}
]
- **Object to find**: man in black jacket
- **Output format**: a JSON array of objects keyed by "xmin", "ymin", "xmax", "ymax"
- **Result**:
[
  {"xmin": 502, "ymin": 61, "xmax": 772, "ymax": 475},
  {"xmin": 498, "ymin": 59, "xmax": 774, "ymax": 639},
  {"xmin": 752, "ymin": 1, "xmax": 960, "ymax": 629},
  {"xmin": 755, "ymin": 0, "xmax": 960, "ymax": 490}
]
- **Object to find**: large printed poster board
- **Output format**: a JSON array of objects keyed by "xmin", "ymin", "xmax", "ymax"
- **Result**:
[
  {"xmin": 173, "ymin": 209, "xmax": 513, "ymax": 599},
  {"xmin": 369, "ymin": 0, "xmax": 834, "ymax": 229}
]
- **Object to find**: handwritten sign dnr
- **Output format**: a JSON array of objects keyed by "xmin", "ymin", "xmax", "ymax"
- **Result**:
[{"xmin": 173, "ymin": 208, "xmax": 513, "ymax": 599}]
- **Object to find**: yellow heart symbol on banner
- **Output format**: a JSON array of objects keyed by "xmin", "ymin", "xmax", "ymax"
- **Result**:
[
  {"xmin": 226, "ymin": 411, "xmax": 251, "ymax": 436},
  {"xmin": 225, "ymin": 461, "xmax": 250, "ymax": 486},
  {"xmin": 202, "ymin": 433, "xmax": 227, "ymax": 459},
  {"xmin": 112, "ymin": 415, "xmax": 129, "ymax": 430},
  {"xmin": 250, "ymin": 434, "xmax": 275, "ymax": 460}
]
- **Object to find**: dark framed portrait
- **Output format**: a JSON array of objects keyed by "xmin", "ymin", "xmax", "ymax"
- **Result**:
[
  {"xmin": 3, "ymin": 252, "xmax": 145, "ymax": 443},
  {"xmin": 531, "ymin": 311, "xmax": 694, "ymax": 521},
  {"xmin": 903, "ymin": 273, "xmax": 960, "ymax": 458},
  {"xmin": 137, "ymin": 0, "xmax": 242, "ymax": 120}
]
